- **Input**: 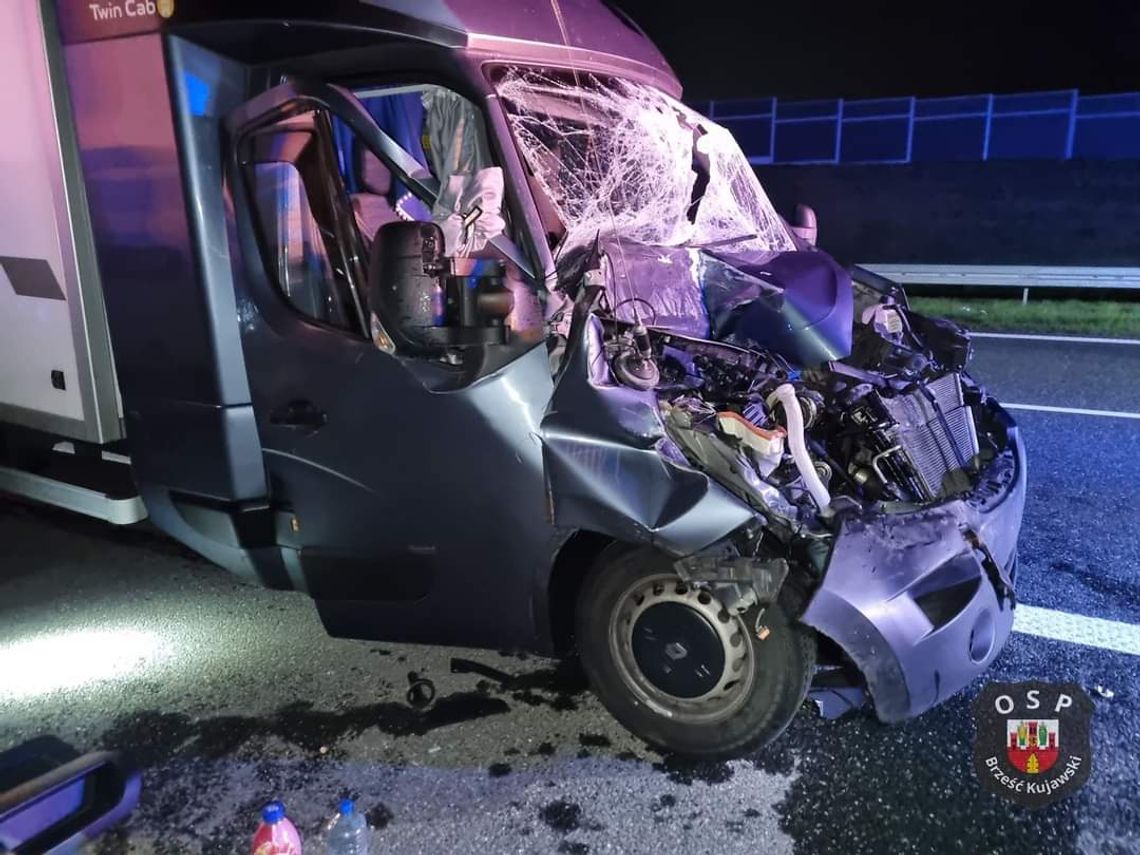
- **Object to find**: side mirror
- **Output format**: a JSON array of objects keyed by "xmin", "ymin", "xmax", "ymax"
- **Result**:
[
  {"xmin": 367, "ymin": 221, "xmax": 514, "ymax": 354},
  {"xmin": 366, "ymin": 221, "xmax": 446, "ymax": 355},
  {"xmin": 0, "ymin": 737, "xmax": 140, "ymax": 852},
  {"xmin": 791, "ymin": 203, "xmax": 818, "ymax": 246}
]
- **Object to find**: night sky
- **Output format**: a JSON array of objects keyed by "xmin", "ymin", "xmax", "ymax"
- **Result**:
[{"xmin": 613, "ymin": 0, "xmax": 1140, "ymax": 101}]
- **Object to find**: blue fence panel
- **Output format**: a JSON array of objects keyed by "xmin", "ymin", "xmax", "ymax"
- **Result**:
[
  {"xmin": 774, "ymin": 120, "xmax": 838, "ymax": 162},
  {"xmin": 769, "ymin": 99, "xmax": 839, "ymax": 162},
  {"xmin": 1073, "ymin": 93, "xmax": 1140, "ymax": 159},
  {"xmin": 843, "ymin": 97, "xmax": 911, "ymax": 119},
  {"xmin": 1077, "ymin": 93, "xmax": 1140, "ymax": 116},
  {"xmin": 911, "ymin": 116, "xmax": 988, "ymax": 161},
  {"xmin": 1074, "ymin": 116, "xmax": 1140, "ymax": 159},
  {"xmin": 706, "ymin": 89, "xmax": 1139, "ymax": 165},
  {"xmin": 914, "ymin": 95, "xmax": 990, "ymax": 118},
  {"xmin": 840, "ymin": 118, "xmax": 910, "ymax": 162},
  {"xmin": 988, "ymin": 113, "xmax": 1071, "ymax": 159},
  {"xmin": 720, "ymin": 116, "xmax": 774, "ymax": 162},
  {"xmin": 991, "ymin": 90, "xmax": 1076, "ymax": 114},
  {"xmin": 775, "ymin": 99, "xmax": 840, "ymax": 120},
  {"xmin": 835, "ymin": 97, "xmax": 913, "ymax": 162},
  {"xmin": 708, "ymin": 98, "xmax": 773, "ymax": 119}
]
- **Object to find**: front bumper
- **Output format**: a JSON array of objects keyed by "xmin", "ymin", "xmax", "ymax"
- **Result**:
[{"xmin": 801, "ymin": 404, "xmax": 1026, "ymax": 722}]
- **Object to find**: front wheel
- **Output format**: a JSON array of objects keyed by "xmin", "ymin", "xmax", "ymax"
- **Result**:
[{"xmin": 576, "ymin": 546, "xmax": 815, "ymax": 758}]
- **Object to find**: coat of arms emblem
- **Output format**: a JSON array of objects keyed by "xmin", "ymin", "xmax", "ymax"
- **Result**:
[{"xmin": 973, "ymin": 681, "xmax": 1093, "ymax": 808}]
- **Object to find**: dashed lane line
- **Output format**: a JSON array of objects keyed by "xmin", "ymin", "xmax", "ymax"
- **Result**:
[
  {"xmin": 973, "ymin": 332, "xmax": 1140, "ymax": 346},
  {"xmin": 1014, "ymin": 605, "xmax": 1140, "ymax": 657},
  {"xmin": 1003, "ymin": 403, "xmax": 1140, "ymax": 420}
]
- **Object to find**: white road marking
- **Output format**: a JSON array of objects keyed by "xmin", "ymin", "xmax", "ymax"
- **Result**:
[
  {"xmin": 1002, "ymin": 403, "xmax": 1140, "ymax": 420},
  {"xmin": 973, "ymin": 332, "xmax": 1140, "ymax": 346},
  {"xmin": 1014, "ymin": 605, "xmax": 1140, "ymax": 656}
]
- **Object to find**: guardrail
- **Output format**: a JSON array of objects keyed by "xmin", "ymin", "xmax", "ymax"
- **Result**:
[{"xmin": 859, "ymin": 265, "xmax": 1140, "ymax": 303}]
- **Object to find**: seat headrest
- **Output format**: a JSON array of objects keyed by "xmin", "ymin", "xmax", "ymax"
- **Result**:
[{"xmin": 358, "ymin": 148, "xmax": 393, "ymax": 196}]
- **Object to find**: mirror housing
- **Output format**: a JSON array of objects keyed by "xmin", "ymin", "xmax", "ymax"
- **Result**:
[
  {"xmin": 367, "ymin": 222, "xmax": 514, "ymax": 354},
  {"xmin": 0, "ymin": 737, "xmax": 140, "ymax": 852},
  {"xmin": 791, "ymin": 203, "xmax": 818, "ymax": 246},
  {"xmin": 367, "ymin": 221, "xmax": 446, "ymax": 355}
]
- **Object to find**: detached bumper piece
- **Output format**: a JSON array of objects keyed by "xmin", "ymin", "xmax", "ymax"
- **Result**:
[
  {"xmin": 802, "ymin": 418, "xmax": 1026, "ymax": 722},
  {"xmin": 0, "ymin": 736, "xmax": 140, "ymax": 851}
]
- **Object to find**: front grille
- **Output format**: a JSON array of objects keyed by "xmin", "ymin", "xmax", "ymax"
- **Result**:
[{"xmin": 882, "ymin": 373, "xmax": 980, "ymax": 499}]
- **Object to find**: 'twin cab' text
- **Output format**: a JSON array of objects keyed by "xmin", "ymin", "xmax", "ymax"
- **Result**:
[{"xmin": 87, "ymin": 1, "xmax": 158, "ymax": 21}]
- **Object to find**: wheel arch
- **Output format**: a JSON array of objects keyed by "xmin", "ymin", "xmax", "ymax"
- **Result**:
[{"xmin": 545, "ymin": 530, "xmax": 624, "ymax": 656}]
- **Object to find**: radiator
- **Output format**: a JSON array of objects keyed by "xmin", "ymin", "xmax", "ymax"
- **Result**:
[{"xmin": 882, "ymin": 373, "xmax": 980, "ymax": 499}]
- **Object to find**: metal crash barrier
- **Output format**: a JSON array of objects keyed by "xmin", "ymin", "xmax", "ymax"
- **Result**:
[{"xmin": 858, "ymin": 264, "xmax": 1140, "ymax": 303}]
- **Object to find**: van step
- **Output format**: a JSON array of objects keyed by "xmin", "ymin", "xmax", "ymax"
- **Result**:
[{"xmin": 0, "ymin": 464, "xmax": 146, "ymax": 525}]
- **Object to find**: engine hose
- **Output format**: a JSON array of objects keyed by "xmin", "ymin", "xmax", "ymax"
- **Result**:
[{"xmin": 767, "ymin": 383, "xmax": 832, "ymax": 513}]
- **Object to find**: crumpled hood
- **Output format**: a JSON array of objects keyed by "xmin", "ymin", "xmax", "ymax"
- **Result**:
[{"xmin": 597, "ymin": 239, "xmax": 854, "ymax": 366}]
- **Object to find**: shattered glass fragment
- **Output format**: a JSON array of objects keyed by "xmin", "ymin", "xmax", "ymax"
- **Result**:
[{"xmin": 494, "ymin": 67, "xmax": 796, "ymax": 256}]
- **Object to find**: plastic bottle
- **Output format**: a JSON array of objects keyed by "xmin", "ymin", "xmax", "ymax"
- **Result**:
[
  {"xmin": 251, "ymin": 801, "xmax": 303, "ymax": 855},
  {"xmin": 321, "ymin": 798, "xmax": 371, "ymax": 855}
]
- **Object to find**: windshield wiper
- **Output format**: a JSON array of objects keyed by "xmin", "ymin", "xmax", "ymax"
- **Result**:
[{"xmin": 700, "ymin": 233, "xmax": 759, "ymax": 249}]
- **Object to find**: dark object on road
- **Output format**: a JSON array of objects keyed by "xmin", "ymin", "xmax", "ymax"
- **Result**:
[
  {"xmin": 364, "ymin": 803, "xmax": 393, "ymax": 831},
  {"xmin": 450, "ymin": 658, "xmax": 514, "ymax": 687},
  {"xmin": 0, "ymin": 736, "xmax": 139, "ymax": 852},
  {"xmin": 405, "ymin": 673, "xmax": 436, "ymax": 710},
  {"xmin": 0, "ymin": 0, "xmax": 1023, "ymax": 757},
  {"xmin": 540, "ymin": 800, "xmax": 583, "ymax": 833}
]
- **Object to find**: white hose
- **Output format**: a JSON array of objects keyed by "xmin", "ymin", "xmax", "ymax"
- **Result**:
[{"xmin": 767, "ymin": 384, "xmax": 832, "ymax": 512}]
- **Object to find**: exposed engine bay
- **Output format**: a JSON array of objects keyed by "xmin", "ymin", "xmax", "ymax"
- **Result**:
[
  {"xmin": 654, "ymin": 304, "xmax": 990, "ymax": 515},
  {"xmin": 565, "ymin": 258, "xmax": 1008, "ymax": 536}
]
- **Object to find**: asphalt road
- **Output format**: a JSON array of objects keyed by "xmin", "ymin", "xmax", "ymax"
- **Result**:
[
  {"xmin": 969, "ymin": 335, "xmax": 1140, "ymax": 413},
  {"xmin": 1, "ymin": 335, "xmax": 1138, "ymax": 855}
]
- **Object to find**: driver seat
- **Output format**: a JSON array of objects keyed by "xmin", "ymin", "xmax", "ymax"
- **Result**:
[{"xmin": 351, "ymin": 149, "xmax": 402, "ymax": 241}]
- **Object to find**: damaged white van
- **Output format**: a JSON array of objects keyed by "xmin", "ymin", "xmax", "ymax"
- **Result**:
[{"xmin": 0, "ymin": 0, "xmax": 1024, "ymax": 756}]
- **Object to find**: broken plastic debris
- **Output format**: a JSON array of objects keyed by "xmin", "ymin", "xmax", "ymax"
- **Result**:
[
  {"xmin": 809, "ymin": 687, "xmax": 868, "ymax": 719},
  {"xmin": 1092, "ymin": 685, "xmax": 1115, "ymax": 699},
  {"xmin": 406, "ymin": 671, "xmax": 436, "ymax": 708}
]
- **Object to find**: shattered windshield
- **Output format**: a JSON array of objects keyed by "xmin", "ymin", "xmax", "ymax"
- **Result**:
[{"xmin": 494, "ymin": 67, "xmax": 796, "ymax": 256}]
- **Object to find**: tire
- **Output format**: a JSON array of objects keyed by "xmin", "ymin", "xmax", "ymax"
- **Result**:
[{"xmin": 576, "ymin": 545, "xmax": 815, "ymax": 758}]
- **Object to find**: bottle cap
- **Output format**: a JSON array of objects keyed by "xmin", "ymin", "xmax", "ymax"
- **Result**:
[
  {"xmin": 338, "ymin": 798, "xmax": 355, "ymax": 816},
  {"xmin": 261, "ymin": 801, "xmax": 286, "ymax": 824}
]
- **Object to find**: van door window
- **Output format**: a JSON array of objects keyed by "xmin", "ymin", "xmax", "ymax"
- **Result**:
[
  {"xmin": 242, "ymin": 110, "xmax": 368, "ymax": 335},
  {"xmin": 250, "ymin": 161, "xmax": 354, "ymax": 329},
  {"xmin": 236, "ymin": 83, "xmax": 542, "ymax": 345}
]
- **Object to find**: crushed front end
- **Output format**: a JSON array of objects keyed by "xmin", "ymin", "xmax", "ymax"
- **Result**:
[
  {"xmin": 541, "ymin": 249, "xmax": 1026, "ymax": 723},
  {"xmin": 500, "ymin": 67, "xmax": 1026, "ymax": 724},
  {"xmin": 800, "ymin": 396, "xmax": 1025, "ymax": 721}
]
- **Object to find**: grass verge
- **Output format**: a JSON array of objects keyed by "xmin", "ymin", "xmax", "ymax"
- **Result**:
[{"xmin": 908, "ymin": 297, "xmax": 1140, "ymax": 338}]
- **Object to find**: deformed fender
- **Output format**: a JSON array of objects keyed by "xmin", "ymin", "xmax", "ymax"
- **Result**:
[{"xmin": 539, "ymin": 313, "xmax": 754, "ymax": 556}]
